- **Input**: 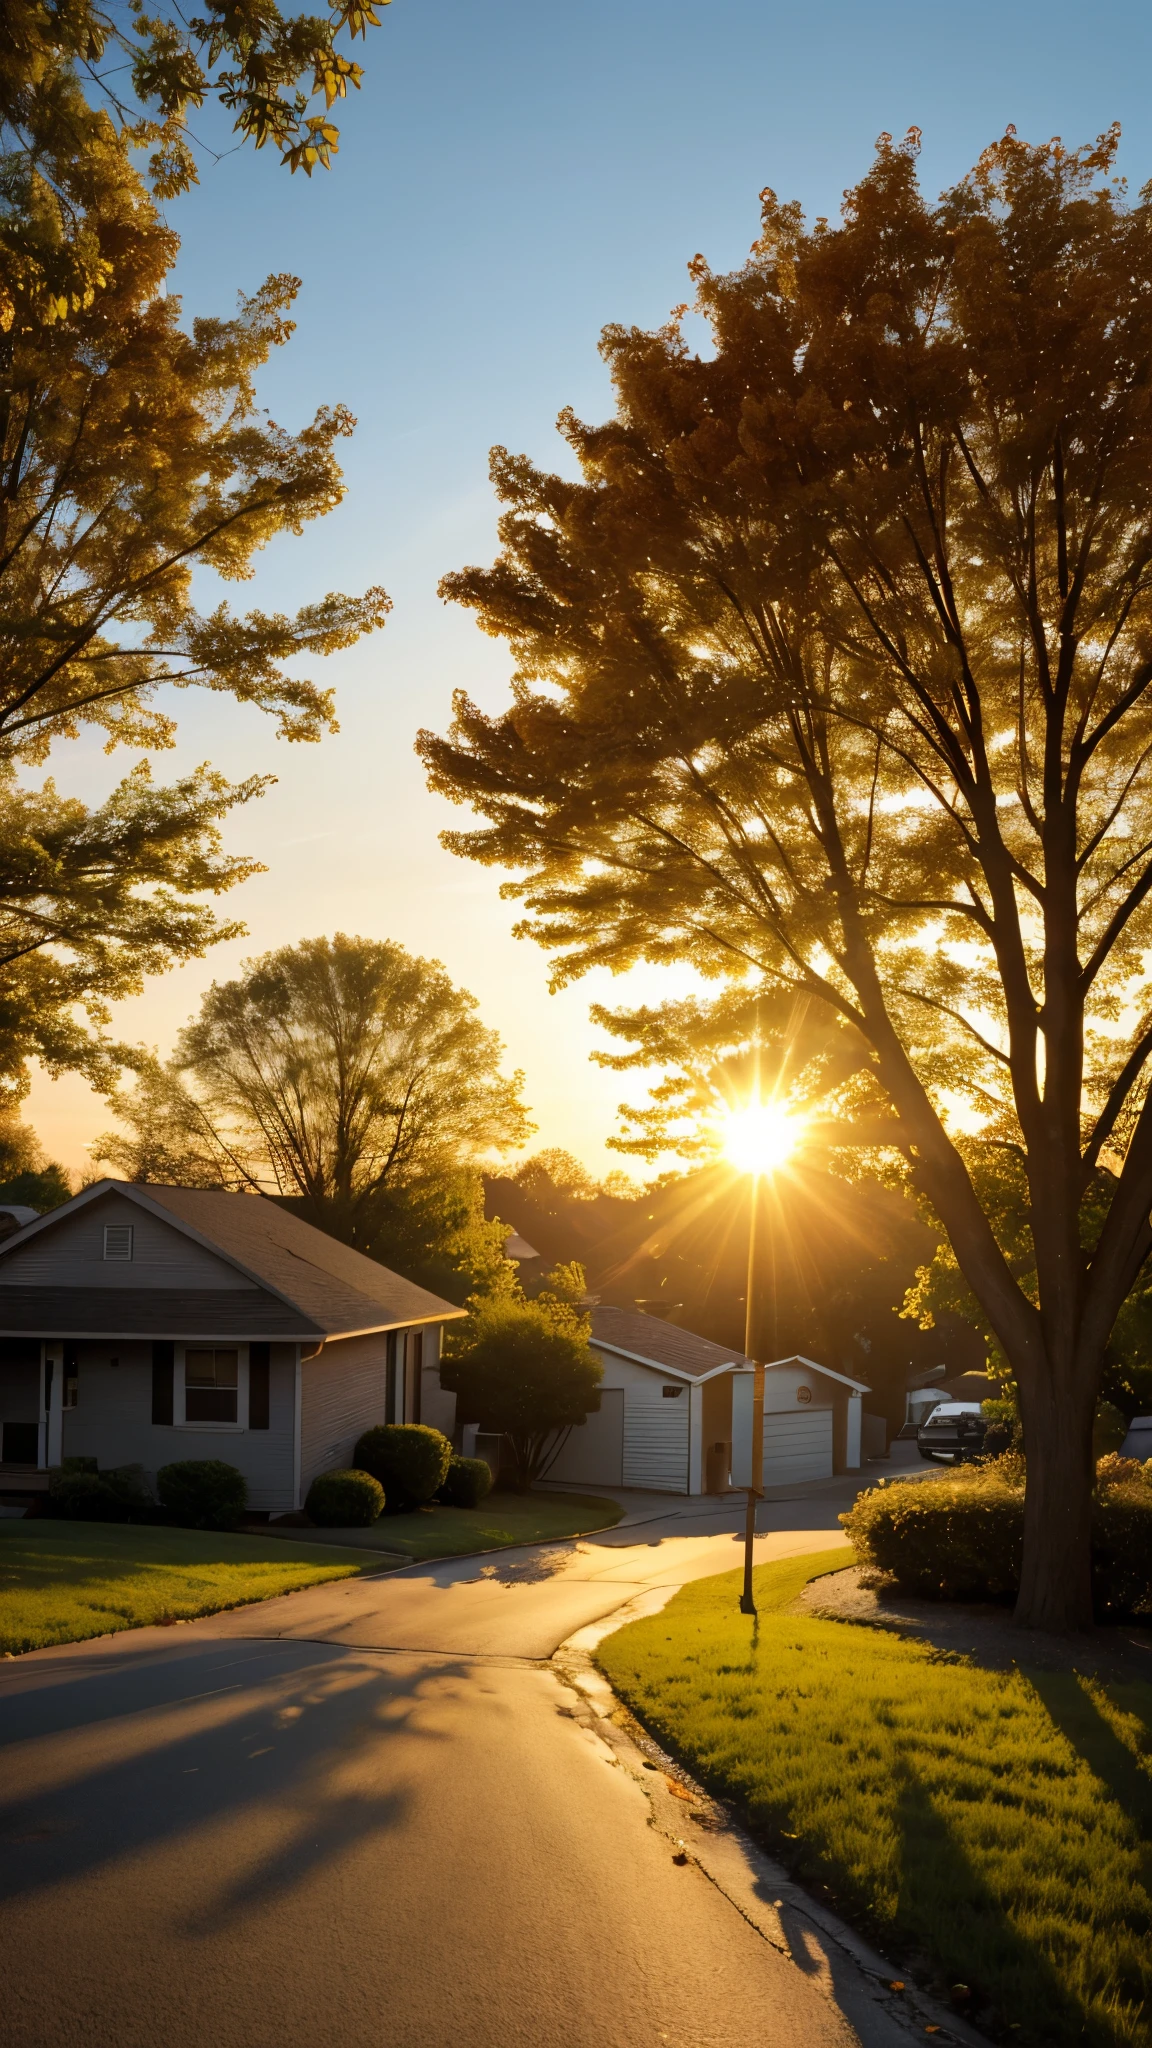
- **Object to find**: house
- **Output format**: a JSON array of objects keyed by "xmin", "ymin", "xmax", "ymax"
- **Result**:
[
  {"xmin": 543, "ymin": 1308, "xmax": 871, "ymax": 1496},
  {"xmin": 730, "ymin": 1354, "xmax": 870, "ymax": 1487},
  {"xmin": 0, "ymin": 1180, "xmax": 463, "ymax": 1514}
]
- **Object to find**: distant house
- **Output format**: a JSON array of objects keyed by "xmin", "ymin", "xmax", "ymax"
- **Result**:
[
  {"xmin": 543, "ymin": 1306, "xmax": 870, "ymax": 1496},
  {"xmin": 0, "ymin": 1180, "xmax": 462, "ymax": 1514}
]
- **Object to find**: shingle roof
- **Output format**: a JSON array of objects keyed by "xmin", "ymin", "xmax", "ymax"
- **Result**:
[
  {"xmin": 0, "ymin": 1289, "xmax": 316, "ymax": 1339},
  {"xmin": 590, "ymin": 1305, "xmax": 749, "ymax": 1380},
  {"xmin": 0, "ymin": 1181, "xmax": 462, "ymax": 1338}
]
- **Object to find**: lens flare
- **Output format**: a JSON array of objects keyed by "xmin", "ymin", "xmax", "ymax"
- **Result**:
[{"xmin": 722, "ymin": 1100, "xmax": 801, "ymax": 1175}]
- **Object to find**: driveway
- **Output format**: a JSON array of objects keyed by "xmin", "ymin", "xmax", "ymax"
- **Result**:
[{"xmin": 0, "ymin": 1478, "xmax": 935, "ymax": 2048}]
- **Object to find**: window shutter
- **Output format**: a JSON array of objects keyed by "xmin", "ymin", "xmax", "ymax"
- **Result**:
[
  {"xmin": 151, "ymin": 1341, "xmax": 174, "ymax": 1426},
  {"xmin": 248, "ymin": 1343, "xmax": 270, "ymax": 1429},
  {"xmin": 385, "ymin": 1330, "xmax": 398, "ymax": 1423}
]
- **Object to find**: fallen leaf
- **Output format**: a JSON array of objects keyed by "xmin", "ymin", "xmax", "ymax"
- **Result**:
[{"xmin": 889, "ymin": 1982, "xmax": 905, "ymax": 1992}]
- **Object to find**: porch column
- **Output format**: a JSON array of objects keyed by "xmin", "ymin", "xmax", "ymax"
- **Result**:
[{"xmin": 44, "ymin": 1341, "xmax": 64, "ymax": 1467}]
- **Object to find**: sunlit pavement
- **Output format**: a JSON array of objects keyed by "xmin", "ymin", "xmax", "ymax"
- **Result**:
[{"xmin": 0, "ymin": 1467, "xmax": 936, "ymax": 2048}]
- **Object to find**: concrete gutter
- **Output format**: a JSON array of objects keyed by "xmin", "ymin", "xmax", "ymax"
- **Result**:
[{"xmin": 553, "ymin": 1598, "xmax": 990, "ymax": 2048}]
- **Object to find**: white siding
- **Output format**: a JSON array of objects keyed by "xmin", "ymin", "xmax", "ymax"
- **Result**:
[
  {"xmin": 622, "ymin": 1391, "xmax": 690, "ymax": 1492},
  {"xmin": 546, "ymin": 1389, "xmax": 625, "ymax": 1488},
  {"xmin": 300, "ymin": 1332, "xmax": 388, "ymax": 1496},
  {"xmin": 762, "ymin": 1408, "xmax": 833, "ymax": 1486},
  {"xmin": 60, "ymin": 1340, "xmax": 298, "ymax": 1511},
  {"xmin": 0, "ymin": 1191, "xmax": 250, "ymax": 1290}
]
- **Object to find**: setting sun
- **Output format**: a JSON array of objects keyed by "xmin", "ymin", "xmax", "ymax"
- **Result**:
[{"xmin": 721, "ymin": 1100, "xmax": 802, "ymax": 1175}]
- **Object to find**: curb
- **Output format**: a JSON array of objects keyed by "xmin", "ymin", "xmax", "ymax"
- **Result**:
[{"xmin": 551, "ymin": 1598, "xmax": 990, "ymax": 2048}]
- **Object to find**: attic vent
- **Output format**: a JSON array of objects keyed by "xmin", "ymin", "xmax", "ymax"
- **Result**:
[{"xmin": 103, "ymin": 1224, "xmax": 134, "ymax": 1262}]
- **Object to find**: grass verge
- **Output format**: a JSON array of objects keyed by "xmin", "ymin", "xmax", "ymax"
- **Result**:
[
  {"xmin": 0, "ymin": 1521, "xmax": 378, "ymax": 1655},
  {"xmin": 367, "ymin": 1489, "xmax": 623, "ymax": 1560},
  {"xmin": 597, "ymin": 1548, "xmax": 1152, "ymax": 2048}
]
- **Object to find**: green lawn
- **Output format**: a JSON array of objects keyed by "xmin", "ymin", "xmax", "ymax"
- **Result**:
[
  {"xmin": 364, "ymin": 1489, "xmax": 623, "ymax": 1560},
  {"xmin": 598, "ymin": 1549, "xmax": 1152, "ymax": 2048},
  {"xmin": 0, "ymin": 1521, "xmax": 379, "ymax": 1655}
]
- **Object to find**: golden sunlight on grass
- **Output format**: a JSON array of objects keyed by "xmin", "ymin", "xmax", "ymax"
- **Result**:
[{"xmin": 721, "ymin": 1099, "xmax": 802, "ymax": 1175}]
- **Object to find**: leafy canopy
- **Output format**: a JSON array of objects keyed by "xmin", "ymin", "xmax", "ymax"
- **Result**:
[
  {"xmin": 0, "ymin": 96, "xmax": 385, "ymax": 1092},
  {"xmin": 100, "ymin": 932, "xmax": 533, "ymax": 1266},
  {"xmin": 422, "ymin": 126, "xmax": 1152, "ymax": 1627},
  {"xmin": 440, "ymin": 1289, "xmax": 602, "ymax": 1490}
]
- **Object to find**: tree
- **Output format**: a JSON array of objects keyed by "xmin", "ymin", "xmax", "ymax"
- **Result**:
[
  {"xmin": 99, "ymin": 933, "xmax": 533, "ymax": 1269},
  {"xmin": 0, "ymin": 86, "xmax": 387, "ymax": 1090},
  {"xmin": 421, "ymin": 127, "xmax": 1152, "ymax": 1631},
  {"xmin": 4, "ymin": 0, "xmax": 392, "ymax": 227},
  {"xmin": 0, "ymin": 1112, "xmax": 69, "ymax": 1209},
  {"xmin": 440, "ymin": 1291, "xmax": 602, "ymax": 1490}
]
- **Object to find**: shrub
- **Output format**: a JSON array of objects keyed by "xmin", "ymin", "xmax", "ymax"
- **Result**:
[
  {"xmin": 1093, "ymin": 1485, "xmax": 1152, "ymax": 1619},
  {"xmin": 844, "ymin": 1465, "xmax": 1152, "ymax": 1618},
  {"xmin": 156, "ymin": 1459, "xmax": 246, "ymax": 1530},
  {"xmin": 844, "ymin": 1472, "xmax": 1025, "ymax": 1602},
  {"xmin": 47, "ymin": 1460, "xmax": 151, "ymax": 1521},
  {"xmin": 49, "ymin": 1471, "xmax": 129, "ymax": 1521},
  {"xmin": 440, "ymin": 1295, "xmax": 601, "ymax": 1489},
  {"xmin": 437, "ymin": 1454, "xmax": 493, "ymax": 1509},
  {"xmin": 305, "ymin": 1468, "xmax": 385, "ymax": 1526},
  {"xmin": 1095, "ymin": 1451, "xmax": 1151, "ymax": 1488},
  {"xmin": 980, "ymin": 1395, "xmax": 1020, "ymax": 1459},
  {"xmin": 353, "ymin": 1424, "xmax": 452, "ymax": 1508}
]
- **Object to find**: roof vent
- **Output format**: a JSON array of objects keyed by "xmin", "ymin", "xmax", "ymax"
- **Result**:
[{"xmin": 103, "ymin": 1223, "xmax": 134, "ymax": 1262}]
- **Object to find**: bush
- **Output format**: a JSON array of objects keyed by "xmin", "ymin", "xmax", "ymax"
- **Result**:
[
  {"xmin": 980, "ymin": 1395, "xmax": 1020, "ymax": 1459},
  {"xmin": 156, "ymin": 1458, "xmax": 246, "ymax": 1530},
  {"xmin": 47, "ymin": 1459, "xmax": 151, "ymax": 1522},
  {"xmin": 352, "ymin": 1424, "xmax": 452, "ymax": 1509},
  {"xmin": 49, "ymin": 1471, "xmax": 130, "ymax": 1521},
  {"xmin": 844, "ymin": 1471, "xmax": 1025, "ymax": 1602},
  {"xmin": 1093, "ymin": 1484, "xmax": 1152, "ymax": 1619},
  {"xmin": 305, "ymin": 1468, "xmax": 385, "ymax": 1527},
  {"xmin": 843, "ymin": 1464, "xmax": 1152, "ymax": 1618},
  {"xmin": 437, "ymin": 1454, "xmax": 493, "ymax": 1509}
]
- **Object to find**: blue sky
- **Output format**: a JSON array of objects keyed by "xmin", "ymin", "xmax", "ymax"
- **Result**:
[{"xmin": 31, "ymin": 0, "xmax": 1152, "ymax": 1175}]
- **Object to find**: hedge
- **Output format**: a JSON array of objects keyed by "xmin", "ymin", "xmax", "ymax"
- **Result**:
[
  {"xmin": 305, "ymin": 1468, "xmax": 385, "ymax": 1526},
  {"xmin": 156, "ymin": 1459, "xmax": 247, "ymax": 1530},
  {"xmin": 437, "ymin": 1454, "xmax": 494, "ymax": 1509},
  {"xmin": 353, "ymin": 1424, "xmax": 452, "ymax": 1509},
  {"xmin": 842, "ymin": 1460, "xmax": 1152, "ymax": 1619}
]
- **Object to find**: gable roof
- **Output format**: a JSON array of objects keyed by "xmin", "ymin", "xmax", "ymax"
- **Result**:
[
  {"xmin": 751, "ymin": 1352, "xmax": 871, "ymax": 1394},
  {"xmin": 0, "ymin": 1180, "xmax": 462, "ymax": 1340},
  {"xmin": 589, "ymin": 1305, "xmax": 750, "ymax": 1382}
]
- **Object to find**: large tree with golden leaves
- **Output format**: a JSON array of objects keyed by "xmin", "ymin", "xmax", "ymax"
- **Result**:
[
  {"xmin": 421, "ymin": 127, "xmax": 1152, "ymax": 1632},
  {"xmin": 0, "ymin": 26, "xmax": 388, "ymax": 1098}
]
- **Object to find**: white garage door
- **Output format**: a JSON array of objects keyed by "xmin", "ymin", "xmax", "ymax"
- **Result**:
[
  {"xmin": 762, "ymin": 1408, "xmax": 833, "ymax": 1486},
  {"xmin": 622, "ymin": 1392, "xmax": 690, "ymax": 1492}
]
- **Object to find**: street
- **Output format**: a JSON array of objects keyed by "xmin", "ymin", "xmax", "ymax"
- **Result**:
[{"xmin": 0, "ymin": 1482, "xmax": 930, "ymax": 2048}]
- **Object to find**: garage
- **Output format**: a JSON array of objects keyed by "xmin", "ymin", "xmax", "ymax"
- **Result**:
[
  {"xmin": 762, "ymin": 1407, "xmax": 834, "ymax": 1486},
  {"xmin": 622, "ymin": 1390, "xmax": 690, "ymax": 1491}
]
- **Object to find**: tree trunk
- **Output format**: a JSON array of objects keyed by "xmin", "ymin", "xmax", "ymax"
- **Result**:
[{"xmin": 1014, "ymin": 1371, "xmax": 1096, "ymax": 1632}]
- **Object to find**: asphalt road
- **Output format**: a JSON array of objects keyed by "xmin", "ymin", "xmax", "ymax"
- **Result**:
[{"xmin": 0, "ymin": 1483, "xmax": 935, "ymax": 2048}]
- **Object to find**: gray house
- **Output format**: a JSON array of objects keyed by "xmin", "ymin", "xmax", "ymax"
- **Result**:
[{"xmin": 0, "ymin": 1180, "xmax": 463, "ymax": 1514}]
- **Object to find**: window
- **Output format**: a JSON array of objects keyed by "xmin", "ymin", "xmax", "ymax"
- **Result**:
[
  {"xmin": 103, "ymin": 1223, "xmax": 133, "ymax": 1262},
  {"xmin": 184, "ymin": 1347, "xmax": 239, "ymax": 1424},
  {"xmin": 662, "ymin": 1384, "xmax": 684, "ymax": 1399},
  {"xmin": 63, "ymin": 1345, "xmax": 78, "ymax": 1410}
]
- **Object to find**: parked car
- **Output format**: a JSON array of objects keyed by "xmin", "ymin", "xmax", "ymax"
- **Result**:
[
  {"xmin": 1119, "ymin": 1415, "xmax": 1152, "ymax": 1464},
  {"xmin": 917, "ymin": 1401, "xmax": 987, "ymax": 1462}
]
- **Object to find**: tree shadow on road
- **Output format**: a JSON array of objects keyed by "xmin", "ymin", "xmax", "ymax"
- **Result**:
[{"xmin": 0, "ymin": 1640, "xmax": 464, "ymax": 1925}]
